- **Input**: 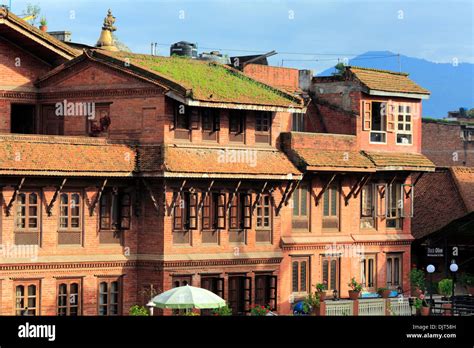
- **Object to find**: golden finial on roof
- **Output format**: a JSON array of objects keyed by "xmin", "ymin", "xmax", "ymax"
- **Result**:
[{"xmin": 96, "ymin": 9, "xmax": 118, "ymax": 52}]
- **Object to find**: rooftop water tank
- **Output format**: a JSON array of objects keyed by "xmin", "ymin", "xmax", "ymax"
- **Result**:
[
  {"xmin": 170, "ymin": 41, "xmax": 198, "ymax": 58},
  {"xmin": 198, "ymin": 51, "xmax": 231, "ymax": 65}
]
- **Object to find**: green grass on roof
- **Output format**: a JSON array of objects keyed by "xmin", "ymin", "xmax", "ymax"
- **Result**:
[{"xmin": 110, "ymin": 52, "xmax": 299, "ymax": 107}]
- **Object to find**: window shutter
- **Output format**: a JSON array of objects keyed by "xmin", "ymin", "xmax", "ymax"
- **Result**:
[
  {"xmin": 229, "ymin": 195, "xmax": 239, "ymax": 229},
  {"xmin": 190, "ymin": 109, "xmax": 199, "ymax": 130},
  {"xmin": 213, "ymin": 112, "xmax": 220, "ymax": 132},
  {"xmin": 216, "ymin": 278, "xmax": 224, "ymax": 298},
  {"xmin": 111, "ymin": 192, "xmax": 119, "ymax": 228},
  {"xmin": 387, "ymin": 101, "xmax": 396, "ymax": 132},
  {"xmin": 120, "ymin": 193, "xmax": 131, "ymax": 230},
  {"xmin": 201, "ymin": 194, "xmax": 211, "ymax": 230},
  {"xmin": 216, "ymin": 193, "xmax": 226, "ymax": 229},
  {"xmin": 242, "ymin": 193, "xmax": 252, "ymax": 229},
  {"xmin": 401, "ymin": 184, "xmax": 414, "ymax": 218},
  {"xmin": 362, "ymin": 101, "xmax": 372, "ymax": 131},
  {"xmin": 243, "ymin": 277, "xmax": 252, "ymax": 313},
  {"xmin": 375, "ymin": 184, "xmax": 387, "ymax": 217},
  {"xmin": 173, "ymin": 192, "xmax": 183, "ymax": 230},
  {"xmin": 188, "ymin": 192, "xmax": 198, "ymax": 230},
  {"xmin": 269, "ymin": 275, "xmax": 277, "ymax": 311},
  {"xmin": 239, "ymin": 113, "xmax": 245, "ymax": 134}
]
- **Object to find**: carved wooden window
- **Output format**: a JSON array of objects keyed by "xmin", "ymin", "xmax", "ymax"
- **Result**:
[
  {"xmin": 15, "ymin": 282, "xmax": 39, "ymax": 316},
  {"xmin": 255, "ymin": 111, "xmax": 271, "ymax": 144},
  {"xmin": 386, "ymin": 254, "xmax": 402, "ymax": 289},
  {"xmin": 360, "ymin": 184, "xmax": 375, "ymax": 229},
  {"xmin": 292, "ymin": 257, "xmax": 309, "ymax": 293},
  {"xmin": 229, "ymin": 192, "xmax": 252, "ymax": 230},
  {"xmin": 99, "ymin": 189, "xmax": 131, "ymax": 231},
  {"xmin": 57, "ymin": 280, "xmax": 81, "ymax": 316},
  {"xmin": 256, "ymin": 194, "xmax": 272, "ymax": 243},
  {"xmin": 323, "ymin": 185, "xmax": 339, "ymax": 230},
  {"xmin": 98, "ymin": 279, "xmax": 121, "ymax": 316},
  {"xmin": 292, "ymin": 184, "xmax": 309, "ymax": 230},
  {"xmin": 15, "ymin": 192, "xmax": 39, "ymax": 231},
  {"xmin": 360, "ymin": 254, "xmax": 376, "ymax": 291}
]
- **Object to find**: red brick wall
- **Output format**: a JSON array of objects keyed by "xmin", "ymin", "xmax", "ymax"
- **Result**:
[
  {"xmin": 422, "ymin": 121, "xmax": 474, "ymax": 167},
  {"xmin": 243, "ymin": 64, "xmax": 299, "ymax": 91}
]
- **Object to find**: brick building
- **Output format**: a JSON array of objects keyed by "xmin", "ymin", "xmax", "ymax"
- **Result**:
[{"xmin": 0, "ymin": 7, "xmax": 434, "ymax": 316}]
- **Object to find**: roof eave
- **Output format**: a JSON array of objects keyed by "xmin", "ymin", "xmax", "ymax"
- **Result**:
[
  {"xmin": 139, "ymin": 171, "xmax": 303, "ymax": 180},
  {"xmin": 367, "ymin": 89, "xmax": 430, "ymax": 100},
  {"xmin": 166, "ymin": 90, "xmax": 306, "ymax": 113}
]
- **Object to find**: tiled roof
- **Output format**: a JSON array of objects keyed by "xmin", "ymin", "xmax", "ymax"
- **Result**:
[
  {"xmin": 451, "ymin": 166, "xmax": 474, "ymax": 212},
  {"xmin": 412, "ymin": 168, "xmax": 470, "ymax": 239},
  {"xmin": 290, "ymin": 149, "xmax": 375, "ymax": 172},
  {"xmin": 92, "ymin": 50, "xmax": 304, "ymax": 108},
  {"xmin": 362, "ymin": 151, "xmax": 435, "ymax": 171},
  {"xmin": 0, "ymin": 7, "xmax": 79, "ymax": 59},
  {"xmin": 348, "ymin": 66, "xmax": 430, "ymax": 95},
  {"xmin": 0, "ymin": 135, "xmax": 135, "ymax": 177},
  {"xmin": 139, "ymin": 145, "xmax": 302, "ymax": 179}
]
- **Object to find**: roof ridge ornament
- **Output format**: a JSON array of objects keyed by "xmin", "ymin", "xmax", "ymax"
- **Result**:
[{"xmin": 96, "ymin": 9, "xmax": 119, "ymax": 52}]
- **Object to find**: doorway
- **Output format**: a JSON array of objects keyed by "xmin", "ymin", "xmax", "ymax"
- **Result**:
[
  {"xmin": 11, "ymin": 104, "xmax": 36, "ymax": 134},
  {"xmin": 228, "ymin": 275, "xmax": 251, "ymax": 315}
]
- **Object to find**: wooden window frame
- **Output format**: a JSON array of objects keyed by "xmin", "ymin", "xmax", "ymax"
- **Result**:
[
  {"xmin": 201, "ymin": 192, "xmax": 226, "ymax": 231},
  {"xmin": 322, "ymin": 184, "xmax": 340, "ymax": 230},
  {"xmin": 255, "ymin": 111, "xmax": 271, "ymax": 144},
  {"xmin": 360, "ymin": 254, "xmax": 377, "ymax": 292},
  {"xmin": 292, "ymin": 184, "xmax": 309, "ymax": 231},
  {"xmin": 98, "ymin": 278, "xmax": 122, "ymax": 316},
  {"xmin": 360, "ymin": 184, "xmax": 375, "ymax": 229},
  {"xmin": 386, "ymin": 183, "xmax": 403, "ymax": 229},
  {"xmin": 292, "ymin": 113, "xmax": 305, "ymax": 132},
  {"xmin": 254, "ymin": 274, "xmax": 277, "ymax": 310},
  {"xmin": 173, "ymin": 191, "xmax": 198, "ymax": 231},
  {"xmin": 321, "ymin": 256, "xmax": 340, "ymax": 294},
  {"xmin": 368, "ymin": 101, "xmax": 387, "ymax": 144},
  {"xmin": 57, "ymin": 279, "xmax": 81, "ymax": 316},
  {"xmin": 291, "ymin": 257, "xmax": 310, "ymax": 294},
  {"xmin": 59, "ymin": 192, "xmax": 82, "ymax": 231},
  {"xmin": 386, "ymin": 253, "xmax": 403, "ymax": 289},
  {"xmin": 14, "ymin": 280, "xmax": 40, "ymax": 316},
  {"xmin": 229, "ymin": 111, "xmax": 245, "ymax": 142},
  {"xmin": 99, "ymin": 189, "xmax": 132, "ymax": 231},
  {"xmin": 229, "ymin": 192, "xmax": 252, "ymax": 231},
  {"xmin": 396, "ymin": 104, "xmax": 413, "ymax": 145},
  {"xmin": 201, "ymin": 108, "xmax": 220, "ymax": 132},
  {"xmin": 15, "ymin": 192, "xmax": 40, "ymax": 232}
]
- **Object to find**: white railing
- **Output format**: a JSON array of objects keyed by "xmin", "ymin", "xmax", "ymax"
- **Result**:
[
  {"xmin": 358, "ymin": 299, "xmax": 386, "ymax": 316},
  {"xmin": 388, "ymin": 297, "xmax": 412, "ymax": 316},
  {"xmin": 325, "ymin": 300, "xmax": 354, "ymax": 316}
]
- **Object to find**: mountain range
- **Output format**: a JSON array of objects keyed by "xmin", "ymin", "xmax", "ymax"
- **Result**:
[{"xmin": 318, "ymin": 51, "xmax": 474, "ymax": 118}]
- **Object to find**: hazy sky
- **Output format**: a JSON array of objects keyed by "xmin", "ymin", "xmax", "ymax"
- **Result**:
[{"xmin": 5, "ymin": 0, "xmax": 474, "ymax": 74}]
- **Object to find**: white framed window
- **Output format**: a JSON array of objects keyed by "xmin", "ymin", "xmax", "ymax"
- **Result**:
[{"xmin": 396, "ymin": 105, "xmax": 412, "ymax": 145}]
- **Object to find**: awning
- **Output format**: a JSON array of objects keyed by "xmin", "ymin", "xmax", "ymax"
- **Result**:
[
  {"xmin": 362, "ymin": 151, "xmax": 435, "ymax": 172},
  {"xmin": 289, "ymin": 149, "xmax": 375, "ymax": 172}
]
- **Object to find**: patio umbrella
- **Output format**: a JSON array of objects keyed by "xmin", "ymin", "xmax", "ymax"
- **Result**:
[{"xmin": 148, "ymin": 285, "xmax": 226, "ymax": 309}]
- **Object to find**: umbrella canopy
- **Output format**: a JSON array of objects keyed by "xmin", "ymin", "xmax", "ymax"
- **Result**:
[{"xmin": 148, "ymin": 285, "xmax": 226, "ymax": 309}]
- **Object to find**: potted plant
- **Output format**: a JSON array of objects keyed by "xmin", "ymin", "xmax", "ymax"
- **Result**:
[
  {"xmin": 410, "ymin": 269, "xmax": 426, "ymax": 296},
  {"xmin": 347, "ymin": 277, "xmax": 362, "ymax": 300},
  {"xmin": 129, "ymin": 305, "xmax": 150, "ymax": 316},
  {"xmin": 250, "ymin": 305, "xmax": 271, "ymax": 316},
  {"xmin": 212, "ymin": 305, "xmax": 232, "ymax": 316},
  {"xmin": 39, "ymin": 17, "xmax": 47, "ymax": 32},
  {"xmin": 377, "ymin": 287, "xmax": 391, "ymax": 299},
  {"xmin": 315, "ymin": 282, "xmax": 327, "ymax": 301},
  {"xmin": 302, "ymin": 291, "xmax": 321, "ymax": 316},
  {"xmin": 413, "ymin": 295, "xmax": 430, "ymax": 316},
  {"xmin": 438, "ymin": 278, "xmax": 453, "ymax": 300}
]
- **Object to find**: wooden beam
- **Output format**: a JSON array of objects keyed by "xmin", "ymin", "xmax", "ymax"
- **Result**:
[
  {"xmin": 353, "ymin": 174, "xmax": 372, "ymax": 198},
  {"xmin": 46, "ymin": 178, "xmax": 67, "ymax": 216},
  {"xmin": 89, "ymin": 179, "xmax": 107, "ymax": 216},
  {"xmin": 276, "ymin": 180, "xmax": 293, "ymax": 215},
  {"xmin": 283, "ymin": 180, "xmax": 301, "ymax": 207},
  {"xmin": 344, "ymin": 174, "xmax": 369, "ymax": 205},
  {"xmin": 169, "ymin": 179, "xmax": 187, "ymax": 213},
  {"xmin": 226, "ymin": 180, "xmax": 242, "ymax": 214},
  {"xmin": 199, "ymin": 180, "xmax": 215, "ymax": 209},
  {"xmin": 412, "ymin": 172, "xmax": 424, "ymax": 187},
  {"xmin": 252, "ymin": 181, "xmax": 268, "ymax": 212},
  {"xmin": 6, "ymin": 177, "xmax": 26, "ymax": 216},
  {"xmin": 142, "ymin": 179, "xmax": 160, "ymax": 214},
  {"xmin": 315, "ymin": 174, "xmax": 336, "ymax": 206}
]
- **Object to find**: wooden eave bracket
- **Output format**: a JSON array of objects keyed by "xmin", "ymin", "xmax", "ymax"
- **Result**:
[
  {"xmin": 252, "ymin": 181, "xmax": 268, "ymax": 213},
  {"xmin": 344, "ymin": 174, "xmax": 372, "ymax": 205},
  {"xmin": 199, "ymin": 180, "xmax": 215, "ymax": 210},
  {"xmin": 315, "ymin": 174, "xmax": 337, "ymax": 206},
  {"xmin": 5, "ymin": 177, "xmax": 26, "ymax": 216},
  {"xmin": 406, "ymin": 172, "xmax": 424, "ymax": 197},
  {"xmin": 89, "ymin": 179, "xmax": 107, "ymax": 216},
  {"xmin": 276, "ymin": 180, "xmax": 299, "ymax": 216},
  {"xmin": 167, "ymin": 179, "xmax": 187, "ymax": 216},
  {"xmin": 142, "ymin": 179, "xmax": 160, "ymax": 214},
  {"xmin": 226, "ymin": 180, "xmax": 242, "ymax": 214},
  {"xmin": 46, "ymin": 178, "xmax": 67, "ymax": 216}
]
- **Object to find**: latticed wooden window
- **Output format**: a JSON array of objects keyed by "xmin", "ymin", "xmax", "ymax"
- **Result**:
[
  {"xmin": 59, "ymin": 193, "xmax": 81, "ymax": 230},
  {"xmin": 98, "ymin": 280, "xmax": 121, "ymax": 316},
  {"xmin": 57, "ymin": 281, "xmax": 80, "ymax": 316},
  {"xmin": 256, "ymin": 194, "xmax": 272, "ymax": 243},
  {"xmin": 15, "ymin": 283, "xmax": 38, "ymax": 315},
  {"xmin": 15, "ymin": 193, "xmax": 39, "ymax": 231},
  {"xmin": 396, "ymin": 104, "xmax": 412, "ymax": 144}
]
